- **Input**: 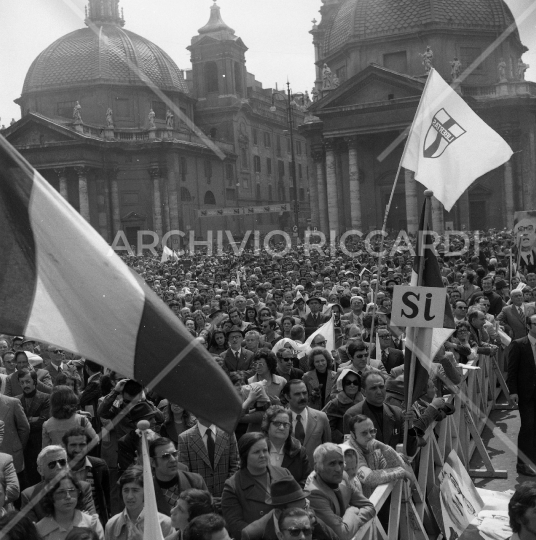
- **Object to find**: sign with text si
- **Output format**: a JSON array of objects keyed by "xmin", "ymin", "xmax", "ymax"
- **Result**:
[{"xmin": 391, "ymin": 286, "xmax": 446, "ymax": 328}]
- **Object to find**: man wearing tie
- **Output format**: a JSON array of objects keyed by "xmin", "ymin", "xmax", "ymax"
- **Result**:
[
  {"xmin": 508, "ymin": 314, "xmax": 536, "ymax": 476},
  {"xmin": 177, "ymin": 417, "xmax": 239, "ymax": 506},
  {"xmin": 514, "ymin": 214, "xmax": 536, "ymax": 274},
  {"xmin": 220, "ymin": 326, "xmax": 255, "ymax": 378},
  {"xmin": 283, "ymin": 380, "xmax": 330, "ymax": 463},
  {"xmin": 498, "ymin": 289, "xmax": 535, "ymax": 340},
  {"xmin": 302, "ymin": 297, "xmax": 330, "ymax": 339},
  {"xmin": 45, "ymin": 346, "xmax": 67, "ymax": 384}
]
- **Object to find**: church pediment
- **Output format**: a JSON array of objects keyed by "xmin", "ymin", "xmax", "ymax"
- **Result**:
[
  {"xmin": 311, "ymin": 64, "xmax": 424, "ymax": 111},
  {"xmin": 5, "ymin": 114, "xmax": 80, "ymax": 147},
  {"xmin": 122, "ymin": 211, "xmax": 147, "ymax": 222}
]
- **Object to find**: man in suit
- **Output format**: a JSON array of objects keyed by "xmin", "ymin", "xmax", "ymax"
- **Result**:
[
  {"xmin": 514, "ymin": 213, "xmax": 536, "ymax": 274},
  {"xmin": 44, "ymin": 345, "xmax": 82, "ymax": 386},
  {"xmin": 21, "ymin": 445, "xmax": 96, "ymax": 521},
  {"xmin": 302, "ymin": 297, "xmax": 330, "ymax": 339},
  {"xmin": 62, "ymin": 427, "xmax": 110, "ymax": 524},
  {"xmin": 242, "ymin": 477, "xmax": 338, "ymax": 540},
  {"xmin": 150, "ymin": 437, "xmax": 207, "ymax": 516},
  {"xmin": 498, "ymin": 289, "xmax": 534, "ymax": 340},
  {"xmin": 220, "ymin": 326, "xmax": 255, "ymax": 378},
  {"xmin": 468, "ymin": 311, "xmax": 499, "ymax": 356},
  {"xmin": 0, "ymin": 392, "xmax": 30, "ymax": 474},
  {"xmin": 342, "ymin": 372, "xmax": 404, "ymax": 448},
  {"xmin": 78, "ymin": 359, "xmax": 103, "ymax": 432},
  {"xmin": 6, "ymin": 351, "xmax": 53, "ymax": 397},
  {"xmin": 282, "ymin": 380, "xmax": 331, "ymax": 464},
  {"xmin": 341, "ymin": 296, "xmax": 366, "ymax": 328},
  {"xmin": 369, "ymin": 328, "xmax": 404, "ymax": 374},
  {"xmin": 15, "ymin": 369, "xmax": 50, "ymax": 486},
  {"xmin": 508, "ymin": 314, "xmax": 536, "ymax": 476},
  {"xmin": 177, "ymin": 418, "xmax": 239, "ymax": 504},
  {"xmin": 307, "ymin": 443, "xmax": 375, "ymax": 540}
]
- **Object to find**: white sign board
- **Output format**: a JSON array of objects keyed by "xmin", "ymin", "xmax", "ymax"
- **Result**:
[{"xmin": 391, "ymin": 285, "xmax": 446, "ymax": 328}]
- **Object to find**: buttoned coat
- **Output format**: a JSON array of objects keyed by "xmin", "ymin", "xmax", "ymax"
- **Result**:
[
  {"xmin": 221, "ymin": 348, "xmax": 255, "ymax": 376},
  {"xmin": 177, "ymin": 424, "xmax": 239, "ymax": 498},
  {"xmin": 498, "ymin": 304, "xmax": 535, "ymax": 340},
  {"xmin": 0, "ymin": 452, "xmax": 19, "ymax": 504},
  {"xmin": 302, "ymin": 370, "xmax": 336, "ymax": 410},
  {"xmin": 302, "ymin": 313, "xmax": 331, "ymax": 339},
  {"xmin": 221, "ymin": 465, "xmax": 292, "ymax": 540},
  {"xmin": 306, "ymin": 472, "xmax": 375, "ymax": 540},
  {"xmin": 0, "ymin": 394, "xmax": 30, "ymax": 472},
  {"xmin": 288, "ymin": 406, "xmax": 331, "ymax": 464}
]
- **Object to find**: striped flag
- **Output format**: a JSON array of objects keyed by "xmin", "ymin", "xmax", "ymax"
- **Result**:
[
  {"xmin": 0, "ymin": 135, "xmax": 241, "ymax": 432},
  {"xmin": 404, "ymin": 200, "xmax": 455, "ymax": 404}
]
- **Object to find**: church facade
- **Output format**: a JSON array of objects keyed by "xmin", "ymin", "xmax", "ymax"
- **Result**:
[
  {"xmin": 3, "ymin": 0, "xmax": 312, "ymax": 249},
  {"xmin": 301, "ymin": 0, "xmax": 536, "ymax": 235}
]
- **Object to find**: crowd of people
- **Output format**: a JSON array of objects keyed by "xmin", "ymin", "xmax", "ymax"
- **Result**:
[{"xmin": 0, "ymin": 228, "xmax": 535, "ymax": 540}]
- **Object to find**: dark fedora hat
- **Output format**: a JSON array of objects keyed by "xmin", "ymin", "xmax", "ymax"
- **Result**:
[{"xmin": 267, "ymin": 477, "xmax": 310, "ymax": 506}]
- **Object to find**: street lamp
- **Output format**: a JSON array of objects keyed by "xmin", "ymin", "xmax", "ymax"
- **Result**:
[{"xmin": 270, "ymin": 82, "xmax": 303, "ymax": 239}]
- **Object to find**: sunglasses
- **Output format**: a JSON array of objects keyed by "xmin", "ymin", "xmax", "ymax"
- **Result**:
[
  {"xmin": 155, "ymin": 450, "xmax": 179, "ymax": 461},
  {"xmin": 53, "ymin": 350, "xmax": 64, "ymax": 354},
  {"xmin": 354, "ymin": 353, "xmax": 367, "ymax": 358},
  {"xmin": 283, "ymin": 528, "xmax": 313, "ymax": 537},
  {"xmin": 315, "ymin": 340, "xmax": 327, "ymax": 346},
  {"xmin": 343, "ymin": 380, "xmax": 359, "ymax": 386},
  {"xmin": 47, "ymin": 458, "xmax": 67, "ymax": 470},
  {"xmin": 357, "ymin": 428, "xmax": 377, "ymax": 436},
  {"xmin": 53, "ymin": 488, "xmax": 79, "ymax": 500}
]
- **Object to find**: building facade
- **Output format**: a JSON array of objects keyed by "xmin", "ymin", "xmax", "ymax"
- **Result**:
[
  {"xmin": 302, "ymin": 0, "xmax": 536, "ymax": 235},
  {"xmin": 3, "ymin": 0, "xmax": 313, "ymax": 248}
]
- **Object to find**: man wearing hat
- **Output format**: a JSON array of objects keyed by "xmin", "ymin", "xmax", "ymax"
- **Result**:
[
  {"xmin": 241, "ymin": 477, "xmax": 338, "ymax": 540},
  {"xmin": 220, "ymin": 326, "xmax": 255, "ymax": 378},
  {"xmin": 302, "ymin": 297, "xmax": 330, "ymax": 339}
]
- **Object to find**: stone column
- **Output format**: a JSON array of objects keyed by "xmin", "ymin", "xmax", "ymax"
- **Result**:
[
  {"xmin": 458, "ymin": 190, "xmax": 470, "ymax": 230},
  {"xmin": 334, "ymin": 140, "xmax": 348, "ymax": 231},
  {"xmin": 109, "ymin": 169, "xmax": 121, "ymax": 237},
  {"xmin": 431, "ymin": 196, "xmax": 444, "ymax": 234},
  {"xmin": 404, "ymin": 169, "xmax": 418, "ymax": 234},
  {"xmin": 167, "ymin": 155, "xmax": 180, "ymax": 233},
  {"xmin": 54, "ymin": 168, "xmax": 68, "ymax": 200},
  {"xmin": 313, "ymin": 149, "xmax": 328, "ymax": 234},
  {"xmin": 347, "ymin": 137, "xmax": 362, "ymax": 230},
  {"xmin": 103, "ymin": 174, "xmax": 113, "ymax": 241},
  {"xmin": 162, "ymin": 174, "xmax": 171, "ymax": 236},
  {"xmin": 504, "ymin": 161, "xmax": 515, "ymax": 229},
  {"xmin": 308, "ymin": 151, "xmax": 320, "ymax": 228},
  {"xmin": 75, "ymin": 166, "xmax": 90, "ymax": 222},
  {"xmin": 96, "ymin": 176, "xmax": 109, "ymax": 241},
  {"xmin": 325, "ymin": 139, "xmax": 339, "ymax": 235},
  {"xmin": 149, "ymin": 166, "xmax": 163, "ymax": 239}
]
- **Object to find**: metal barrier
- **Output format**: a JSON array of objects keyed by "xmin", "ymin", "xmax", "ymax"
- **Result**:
[{"xmin": 353, "ymin": 351, "xmax": 512, "ymax": 540}]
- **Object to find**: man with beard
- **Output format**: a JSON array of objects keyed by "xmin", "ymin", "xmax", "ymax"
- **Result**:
[
  {"xmin": 15, "ymin": 369, "xmax": 50, "ymax": 486},
  {"xmin": 62, "ymin": 427, "xmax": 110, "ymax": 525}
]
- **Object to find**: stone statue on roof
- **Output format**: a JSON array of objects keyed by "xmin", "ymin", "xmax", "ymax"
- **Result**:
[
  {"xmin": 106, "ymin": 108, "xmax": 114, "ymax": 128},
  {"xmin": 420, "ymin": 46, "xmax": 434, "ymax": 73},
  {"xmin": 450, "ymin": 57, "xmax": 462, "ymax": 81},
  {"xmin": 498, "ymin": 58, "xmax": 507, "ymax": 82},
  {"xmin": 517, "ymin": 58, "xmax": 530, "ymax": 81},
  {"xmin": 166, "ymin": 109, "xmax": 174, "ymax": 129},
  {"xmin": 304, "ymin": 91, "xmax": 312, "ymax": 108},
  {"xmin": 73, "ymin": 101, "xmax": 83, "ymax": 124},
  {"xmin": 311, "ymin": 87, "xmax": 319, "ymax": 102},
  {"xmin": 148, "ymin": 108, "xmax": 156, "ymax": 129},
  {"xmin": 322, "ymin": 63, "xmax": 333, "ymax": 90}
]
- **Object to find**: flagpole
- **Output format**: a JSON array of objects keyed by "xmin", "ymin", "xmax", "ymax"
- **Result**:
[
  {"xmin": 403, "ymin": 190, "xmax": 433, "ymax": 454},
  {"xmin": 367, "ymin": 70, "xmax": 435, "ymax": 362}
]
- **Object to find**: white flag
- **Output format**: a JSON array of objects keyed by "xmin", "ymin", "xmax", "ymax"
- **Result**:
[{"xmin": 402, "ymin": 69, "xmax": 513, "ymax": 212}]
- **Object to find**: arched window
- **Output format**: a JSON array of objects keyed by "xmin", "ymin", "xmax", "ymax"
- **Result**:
[
  {"xmin": 205, "ymin": 62, "xmax": 219, "ymax": 94},
  {"xmin": 181, "ymin": 187, "xmax": 192, "ymax": 202},
  {"xmin": 204, "ymin": 191, "xmax": 216, "ymax": 205}
]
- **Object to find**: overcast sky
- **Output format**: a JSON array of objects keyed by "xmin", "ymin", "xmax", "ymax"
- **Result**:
[{"xmin": 1, "ymin": 0, "xmax": 535, "ymax": 124}]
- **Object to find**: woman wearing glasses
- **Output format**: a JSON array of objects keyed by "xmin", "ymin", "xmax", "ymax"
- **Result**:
[
  {"xmin": 36, "ymin": 473, "xmax": 104, "ymax": 540},
  {"xmin": 261, "ymin": 406, "xmax": 310, "ymax": 488},
  {"xmin": 342, "ymin": 414, "xmax": 412, "ymax": 498},
  {"xmin": 322, "ymin": 369, "xmax": 363, "ymax": 444},
  {"xmin": 106, "ymin": 465, "xmax": 172, "ymax": 540}
]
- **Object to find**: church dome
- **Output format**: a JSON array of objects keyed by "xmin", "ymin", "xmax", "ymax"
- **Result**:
[
  {"xmin": 22, "ymin": 5, "xmax": 188, "ymax": 95},
  {"xmin": 322, "ymin": 0, "xmax": 520, "ymax": 56}
]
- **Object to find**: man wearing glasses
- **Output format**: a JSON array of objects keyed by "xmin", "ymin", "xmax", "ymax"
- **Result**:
[
  {"xmin": 514, "ymin": 213, "xmax": 536, "ymax": 274},
  {"xmin": 371, "ymin": 329, "xmax": 404, "ymax": 374},
  {"xmin": 149, "ymin": 437, "xmax": 207, "ymax": 516},
  {"xmin": 498, "ymin": 289, "xmax": 535, "ymax": 340},
  {"xmin": 452, "ymin": 301, "xmax": 468, "ymax": 325},
  {"xmin": 21, "ymin": 445, "xmax": 96, "ymax": 522},
  {"xmin": 45, "ymin": 345, "xmax": 81, "ymax": 386}
]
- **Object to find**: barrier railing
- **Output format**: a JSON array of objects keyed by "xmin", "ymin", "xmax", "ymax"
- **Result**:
[{"xmin": 352, "ymin": 351, "xmax": 512, "ymax": 540}]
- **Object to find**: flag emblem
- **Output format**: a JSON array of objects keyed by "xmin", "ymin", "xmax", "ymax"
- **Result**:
[{"xmin": 423, "ymin": 108, "xmax": 466, "ymax": 159}]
